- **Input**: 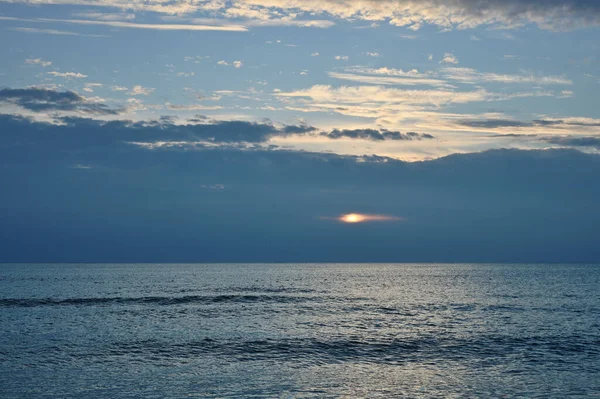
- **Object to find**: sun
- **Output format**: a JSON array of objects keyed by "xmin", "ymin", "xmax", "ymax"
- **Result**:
[{"xmin": 340, "ymin": 213, "xmax": 366, "ymax": 223}]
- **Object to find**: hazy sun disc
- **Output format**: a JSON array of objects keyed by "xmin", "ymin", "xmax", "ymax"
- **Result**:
[
  {"xmin": 341, "ymin": 213, "xmax": 366, "ymax": 223},
  {"xmin": 338, "ymin": 213, "xmax": 402, "ymax": 223}
]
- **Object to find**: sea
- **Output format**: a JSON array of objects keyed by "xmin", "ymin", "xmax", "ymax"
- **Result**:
[{"xmin": 1, "ymin": 263, "xmax": 599, "ymax": 398}]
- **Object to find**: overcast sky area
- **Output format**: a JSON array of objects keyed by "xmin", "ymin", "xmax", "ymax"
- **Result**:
[{"xmin": 1, "ymin": 0, "xmax": 600, "ymax": 262}]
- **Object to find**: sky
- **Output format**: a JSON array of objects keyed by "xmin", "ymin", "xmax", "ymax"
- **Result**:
[{"xmin": 1, "ymin": 0, "xmax": 600, "ymax": 262}]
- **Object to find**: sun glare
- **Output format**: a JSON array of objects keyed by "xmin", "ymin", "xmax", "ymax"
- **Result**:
[
  {"xmin": 341, "ymin": 213, "xmax": 366, "ymax": 223},
  {"xmin": 336, "ymin": 213, "xmax": 403, "ymax": 224}
]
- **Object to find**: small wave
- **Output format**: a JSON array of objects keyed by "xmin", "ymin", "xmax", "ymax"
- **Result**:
[
  {"xmin": 0, "ymin": 294, "xmax": 319, "ymax": 308},
  {"xmin": 214, "ymin": 287, "xmax": 318, "ymax": 294},
  {"xmin": 101, "ymin": 335, "xmax": 600, "ymax": 366}
]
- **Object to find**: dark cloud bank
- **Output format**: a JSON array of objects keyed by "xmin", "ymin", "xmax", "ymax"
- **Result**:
[
  {"xmin": 0, "ymin": 87, "xmax": 121, "ymax": 115},
  {"xmin": 1, "ymin": 113, "xmax": 600, "ymax": 263}
]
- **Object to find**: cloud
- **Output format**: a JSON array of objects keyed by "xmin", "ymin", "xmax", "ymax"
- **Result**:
[
  {"xmin": 459, "ymin": 119, "xmax": 531, "ymax": 129},
  {"xmin": 2, "ymin": 16, "xmax": 248, "ymax": 32},
  {"xmin": 218, "ymin": 60, "xmax": 244, "ymax": 68},
  {"xmin": 458, "ymin": 117, "xmax": 600, "ymax": 130},
  {"xmin": 329, "ymin": 67, "xmax": 450, "ymax": 87},
  {"xmin": 0, "ymin": 87, "xmax": 121, "ymax": 115},
  {"xmin": 275, "ymin": 84, "xmax": 568, "ymax": 129},
  {"xmin": 129, "ymin": 85, "xmax": 155, "ymax": 96},
  {"xmin": 25, "ymin": 58, "xmax": 52, "ymax": 67},
  {"xmin": 492, "ymin": 133, "xmax": 600, "ymax": 150},
  {"xmin": 277, "ymin": 85, "xmax": 489, "ymax": 107},
  {"xmin": 323, "ymin": 129, "xmax": 435, "ymax": 141},
  {"xmin": 166, "ymin": 104, "xmax": 224, "ymax": 111},
  {"xmin": 440, "ymin": 53, "xmax": 459, "ymax": 64},
  {"xmin": 281, "ymin": 124, "xmax": 317, "ymax": 134},
  {"xmin": 442, "ymin": 67, "xmax": 573, "ymax": 85},
  {"xmin": 334, "ymin": 55, "xmax": 349, "ymax": 61},
  {"xmin": 9, "ymin": 27, "xmax": 106, "ymax": 36},
  {"xmin": 231, "ymin": 17, "xmax": 335, "ymax": 28},
  {"xmin": 47, "ymin": 71, "xmax": 88, "ymax": 79},
  {"xmin": 0, "ymin": 114, "xmax": 321, "ymax": 156},
  {"xmin": 1, "ymin": 113, "xmax": 600, "ymax": 262},
  {"xmin": 71, "ymin": 12, "xmax": 136, "ymax": 21},
  {"xmin": 229, "ymin": 0, "xmax": 600, "ymax": 31},
  {"xmin": 4, "ymin": 1, "xmax": 600, "ymax": 31},
  {"xmin": 543, "ymin": 136, "xmax": 600, "ymax": 148}
]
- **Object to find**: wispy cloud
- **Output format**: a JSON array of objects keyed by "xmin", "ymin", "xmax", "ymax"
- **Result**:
[
  {"xmin": 2, "ymin": 16, "xmax": 248, "ymax": 32},
  {"xmin": 166, "ymin": 103, "xmax": 224, "ymax": 111},
  {"xmin": 25, "ymin": 58, "xmax": 52, "ymax": 67},
  {"xmin": 129, "ymin": 85, "xmax": 155, "ymax": 96},
  {"xmin": 71, "ymin": 12, "xmax": 136, "ymax": 21},
  {"xmin": 9, "ymin": 26, "xmax": 106, "ymax": 37},
  {"xmin": 47, "ymin": 71, "xmax": 88, "ymax": 79},
  {"xmin": 442, "ymin": 67, "xmax": 573, "ymax": 85},
  {"xmin": 327, "ymin": 72, "xmax": 450, "ymax": 88}
]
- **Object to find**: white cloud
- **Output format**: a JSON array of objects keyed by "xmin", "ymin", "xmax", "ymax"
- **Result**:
[
  {"xmin": 218, "ymin": 60, "xmax": 244, "ymax": 68},
  {"xmin": 440, "ymin": 53, "xmax": 459, "ymax": 64},
  {"xmin": 111, "ymin": 85, "xmax": 128, "ymax": 92},
  {"xmin": 334, "ymin": 55, "xmax": 349, "ymax": 61},
  {"xmin": 328, "ymin": 67, "xmax": 450, "ymax": 87},
  {"xmin": 276, "ymin": 85, "xmax": 489, "ymax": 108},
  {"xmin": 82, "ymin": 83, "xmax": 103, "ymax": 92},
  {"xmin": 2, "ymin": 16, "xmax": 248, "ymax": 32},
  {"xmin": 311, "ymin": 52, "xmax": 320, "ymax": 57},
  {"xmin": 129, "ymin": 85, "xmax": 155, "ymax": 96},
  {"xmin": 25, "ymin": 58, "xmax": 52, "ymax": 67},
  {"xmin": 47, "ymin": 71, "xmax": 87, "ymax": 78},
  {"xmin": 275, "ymin": 84, "xmax": 565, "ymax": 132},
  {"xmin": 365, "ymin": 52, "xmax": 381, "ymax": 57},
  {"xmin": 442, "ymin": 67, "xmax": 573, "ymax": 85}
]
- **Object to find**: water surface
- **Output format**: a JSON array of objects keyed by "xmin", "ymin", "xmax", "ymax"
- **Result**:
[{"xmin": 1, "ymin": 263, "xmax": 599, "ymax": 398}]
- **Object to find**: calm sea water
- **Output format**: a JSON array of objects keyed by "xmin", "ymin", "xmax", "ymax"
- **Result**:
[{"xmin": 1, "ymin": 263, "xmax": 599, "ymax": 398}]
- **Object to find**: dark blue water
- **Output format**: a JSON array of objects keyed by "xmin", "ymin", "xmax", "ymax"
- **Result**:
[{"xmin": 1, "ymin": 264, "xmax": 599, "ymax": 398}]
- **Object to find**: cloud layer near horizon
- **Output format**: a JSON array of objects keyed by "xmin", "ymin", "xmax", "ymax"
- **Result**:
[{"xmin": 1, "ymin": 112, "xmax": 600, "ymax": 263}]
